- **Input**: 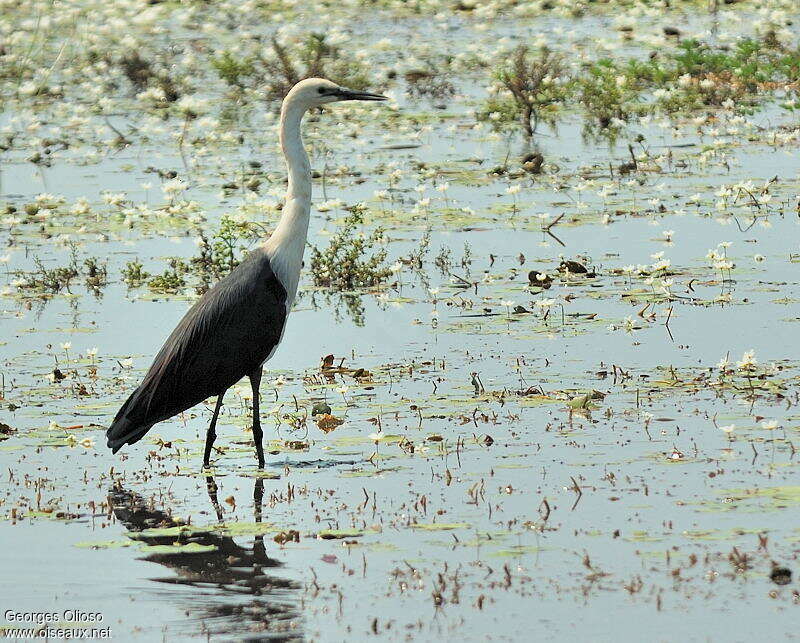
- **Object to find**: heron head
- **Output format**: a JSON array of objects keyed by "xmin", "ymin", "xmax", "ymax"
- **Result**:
[{"xmin": 285, "ymin": 78, "xmax": 387, "ymax": 110}]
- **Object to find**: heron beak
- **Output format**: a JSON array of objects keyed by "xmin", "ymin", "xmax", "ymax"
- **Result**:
[{"xmin": 335, "ymin": 88, "xmax": 388, "ymax": 102}]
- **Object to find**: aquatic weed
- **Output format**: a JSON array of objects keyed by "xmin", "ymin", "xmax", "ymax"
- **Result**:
[
  {"xmin": 263, "ymin": 34, "xmax": 372, "ymax": 103},
  {"xmin": 310, "ymin": 206, "xmax": 392, "ymax": 290},
  {"xmin": 211, "ymin": 51, "xmax": 258, "ymax": 90},
  {"xmin": 121, "ymin": 260, "xmax": 150, "ymax": 288},
  {"xmin": 478, "ymin": 47, "xmax": 571, "ymax": 136}
]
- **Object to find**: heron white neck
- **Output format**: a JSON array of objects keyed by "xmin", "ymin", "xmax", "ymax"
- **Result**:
[
  {"xmin": 279, "ymin": 101, "xmax": 312, "ymax": 201},
  {"xmin": 262, "ymin": 98, "xmax": 313, "ymax": 310}
]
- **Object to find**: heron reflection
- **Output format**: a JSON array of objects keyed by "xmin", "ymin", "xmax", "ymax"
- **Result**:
[{"xmin": 108, "ymin": 476, "xmax": 302, "ymax": 640}]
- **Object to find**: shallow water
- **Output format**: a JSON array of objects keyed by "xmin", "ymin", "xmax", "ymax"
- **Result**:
[{"xmin": 3, "ymin": 0, "xmax": 800, "ymax": 641}]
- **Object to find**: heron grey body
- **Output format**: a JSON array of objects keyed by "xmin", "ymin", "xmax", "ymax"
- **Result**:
[
  {"xmin": 105, "ymin": 78, "xmax": 387, "ymax": 468},
  {"xmin": 107, "ymin": 249, "xmax": 287, "ymax": 454}
]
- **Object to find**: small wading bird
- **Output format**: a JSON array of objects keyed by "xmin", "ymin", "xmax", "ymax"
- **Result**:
[{"xmin": 106, "ymin": 78, "xmax": 387, "ymax": 468}]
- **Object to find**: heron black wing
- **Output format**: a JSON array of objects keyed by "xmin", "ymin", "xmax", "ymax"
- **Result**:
[{"xmin": 107, "ymin": 250, "xmax": 287, "ymax": 453}]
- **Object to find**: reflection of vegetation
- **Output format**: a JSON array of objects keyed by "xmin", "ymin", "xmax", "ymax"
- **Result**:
[
  {"xmin": 308, "ymin": 290, "xmax": 367, "ymax": 327},
  {"xmin": 478, "ymin": 47, "xmax": 571, "ymax": 136},
  {"xmin": 460, "ymin": 242, "xmax": 473, "ymax": 273},
  {"xmin": 310, "ymin": 206, "xmax": 392, "ymax": 290},
  {"xmin": 339, "ymin": 293, "xmax": 366, "ymax": 327}
]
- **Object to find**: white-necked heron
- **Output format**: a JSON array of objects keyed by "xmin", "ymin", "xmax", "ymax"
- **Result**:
[{"xmin": 106, "ymin": 78, "xmax": 387, "ymax": 468}]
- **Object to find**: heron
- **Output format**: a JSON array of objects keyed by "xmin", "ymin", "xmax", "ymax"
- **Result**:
[{"xmin": 106, "ymin": 78, "xmax": 387, "ymax": 468}]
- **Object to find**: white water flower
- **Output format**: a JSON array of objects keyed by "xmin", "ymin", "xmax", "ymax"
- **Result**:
[
  {"xmin": 736, "ymin": 350, "xmax": 757, "ymax": 370},
  {"xmin": 317, "ymin": 199, "xmax": 343, "ymax": 212},
  {"xmin": 103, "ymin": 193, "xmax": 127, "ymax": 207},
  {"xmin": 162, "ymin": 179, "xmax": 187, "ymax": 198},
  {"xmin": 71, "ymin": 198, "xmax": 91, "ymax": 215}
]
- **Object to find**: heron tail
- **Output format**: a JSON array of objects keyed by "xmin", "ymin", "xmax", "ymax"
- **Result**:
[{"xmin": 106, "ymin": 390, "xmax": 156, "ymax": 453}]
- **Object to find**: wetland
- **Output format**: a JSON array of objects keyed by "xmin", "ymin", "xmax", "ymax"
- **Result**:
[{"xmin": 1, "ymin": 0, "xmax": 800, "ymax": 640}]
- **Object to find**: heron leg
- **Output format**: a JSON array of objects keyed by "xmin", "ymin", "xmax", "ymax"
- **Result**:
[
  {"xmin": 205, "ymin": 475, "xmax": 223, "ymax": 522},
  {"xmin": 203, "ymin": 392, "xmax": 225, "ymax": 469},
  {"xmin": 250, "ymin": 367, "xmax": 265, "ymax": 468},
  {"xmin": 253, "ymin": 477, "xmax": 267, "ymax": 560}
]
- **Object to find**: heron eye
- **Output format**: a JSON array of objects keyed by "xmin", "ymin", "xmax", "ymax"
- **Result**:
[{"xmin": 317, "ymin": 87, "xmax": 326, "ymax": 94}]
